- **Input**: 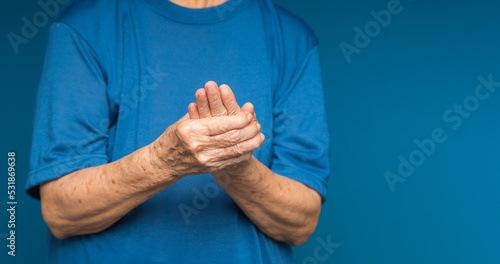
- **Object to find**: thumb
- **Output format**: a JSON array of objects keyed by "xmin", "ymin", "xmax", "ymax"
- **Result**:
[{"xmin": 241, "ymin": 102, "xmax": 257, "ymax": 121}]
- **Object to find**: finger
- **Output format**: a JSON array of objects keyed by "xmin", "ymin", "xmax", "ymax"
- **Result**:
[
  {"xmin": 240, "ymin": 102, "xmax": 253, "ymax": 113},
  {"xmin": 205, "ymin": 81, "xmax": 227, "ymax": 116},
  {"xmin": 201, "ymin": 112, "xmax": 253, "ymax": 136},
  {"xmin": 195, "ymin": 88, "xmax": 211, "ymax": 118},
  {"xmin": 188, "ymin": 103, "xmax": 200, "ymax": 119},
  {"xmin": 218, "ymin": 132, "xmax": 265, "ymax": 158},
  {"xmin": 219, "ymin": 84, "xmax": 240, "ymax": 115},
  {"xmin": 202, "ymin": 131, "xmax": 263, "ymax": 171},
  {"xmin": 207, "ymin": 121, "xmax": 261, "ymax": 148},
  {"xmin": 241, "ymin": 102, "xmax": 257, "ymax": 121}
]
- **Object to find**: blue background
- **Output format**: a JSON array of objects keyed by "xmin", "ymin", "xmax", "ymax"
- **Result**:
[{"xmin": 1, "ymin": 0, "xmax": 499, "ymax": 263}]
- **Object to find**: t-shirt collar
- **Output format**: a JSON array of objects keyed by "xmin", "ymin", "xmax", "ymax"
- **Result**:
[{"xmin": 140, "ymin": 0, "xmax": 252, "ymax": 25}]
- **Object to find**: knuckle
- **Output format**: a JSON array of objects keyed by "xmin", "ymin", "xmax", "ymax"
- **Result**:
[
  {"xmin": 195, "ymin": 154, "xmax": 210, "ymax": 166},
  {"xmin": 176, "ymin": 123, "xmax": 190, "ymax": 139},
  {"xmin": 213, "ymin": 107, "xmax": 227, "ymax": 116},
  {"xmin": 252, "ymin": 122, "xmax": 260, "ymax": 134},
  {"xmin": 205, "ymin": 119, "xmax": 215, "ymax": 131},
  {"xmin": 187, "ymin": 141, "xmax": 201, "ymax": 153},
  {"xmin": 232, "ymin": 144, "xmax": 244, "ymax": 155},
  {"xmin": 199, "ymin": 103, "xmax": 209, "ymax": 110},
  {"xmin": 227, "ymin": 130, "xmax": 240, "ymax": 144},
  {"xmin": 257, "ymin": 134, "xmax": 265, "ymax": 146},
  {"xmin": 235, "ymin": 115, "xmax": 246, "ymax": 127},
  {"xmin": 215, "ymin": 118, "xmax": 228, "ymax": 132}
]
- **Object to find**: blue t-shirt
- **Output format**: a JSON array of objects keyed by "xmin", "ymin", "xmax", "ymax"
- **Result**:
[{"xmin": 26, "ymin": 0, "xmax": 329, "ymax": 263}]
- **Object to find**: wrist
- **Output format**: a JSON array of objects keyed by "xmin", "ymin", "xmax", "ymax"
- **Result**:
[
  {"xmin": 145, "ymin": 139, "xmax": 180, "ymax": 181},
  {"xmin": 213, "ymin": 156, "xmax": 257, "ymax": 182},
  {"xmin": 236, "ymin": 157, "xmax": 256, "ymax": 173}
]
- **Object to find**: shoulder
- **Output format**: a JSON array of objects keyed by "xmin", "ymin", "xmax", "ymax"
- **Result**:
[
  {"xmin": 50, "ymin": 0, "xmax": 121, "ymax": 69},
  {"xmin": 51, "ymin": 0, "xmax": 120, "ymax": 48},
  {"xmin": 261, "ymin": 1, "xmax": 318, "ymax": 71},
  {"xmin": 55, "ymin": 0, "xmax": 117, "ymax": 26},
  {"xmin": 273, "ymin": 4, "xmax": 318, "ymax": 49}
]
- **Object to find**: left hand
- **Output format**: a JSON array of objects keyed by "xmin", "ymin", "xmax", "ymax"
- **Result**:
[{"xmin": 187, "ymin": 82, "xmax": 321, "ymax": 246}]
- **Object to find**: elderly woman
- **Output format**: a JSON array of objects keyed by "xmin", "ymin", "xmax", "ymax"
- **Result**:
[{"xmin": 26, "ymin": 0, "xmax": 329, "ymax": 263}]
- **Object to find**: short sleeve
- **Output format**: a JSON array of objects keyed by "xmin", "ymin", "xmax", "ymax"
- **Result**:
[
  {"xmin": 271, "ymin": 46, "xmax": 330, "ymax": 202},
  {"xmin": 25, "ymin": 22, "xmax": 110, "ymax": 199}
]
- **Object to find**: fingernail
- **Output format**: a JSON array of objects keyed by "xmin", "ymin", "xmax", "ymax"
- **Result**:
[
  {"xmin": 247, "ymin": 113, "xmax": 252, "ymax": 122},
  {"xmin": 257, "ymin": 123, "xmax": 261, "ymax": 130}
]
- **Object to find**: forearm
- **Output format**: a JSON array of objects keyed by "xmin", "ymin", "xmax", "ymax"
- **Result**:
[
  {"xmin": 212, "ymin": 157, "xmax": 322, "ymax": 246},
  {"xmin": 40, "ymin": 112, "xmax": 260, "ymax": 239},
  {"xmin": 40, "ymin": 144, "xmax": 175, "ymax": 239}
]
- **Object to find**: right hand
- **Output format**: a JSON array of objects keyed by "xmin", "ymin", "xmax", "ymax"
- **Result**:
[{"xmin": 149, "ymin": 111, "xmax": 264, "ymax": 178}]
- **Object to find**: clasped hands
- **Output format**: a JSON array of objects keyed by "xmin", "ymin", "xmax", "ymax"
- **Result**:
[{"xmin": 150, "ymin": 81, "xmax": 264, "ymax": 178}]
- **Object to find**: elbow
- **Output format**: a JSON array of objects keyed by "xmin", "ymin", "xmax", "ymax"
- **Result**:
[
  {"xmin": 41, "ymin": 200, "xmax": 74, "ymax": 240},
  {"xmin": 283, "ymin": 207, "xmax": 321, "ymax": 246},
  {"xmin": 288, "ymin": 236, "xmax": 309, "ymax": 247},
  {"xmin": 40, "ymin": 181, "xmax": 83, "ymax": 239},
  {"xmin": 42, "ymin": 209, "xmax": 66, "ymax": 239},
  {"xmin": 269, "ymin": 226, "xmax": 313, "ymax": 246},
  {"xmin": 41, "ymin": 199, "xmax": 110, "ymax": 239},
  {"xmin": 48, "ymin": 226, "xmax": 70, "ymax": 240},
  {"xmin": 286, "ymin": 223, "xmax": 317, "ymax": 246},
  {"xmin": 281, "ymin": 188, "xmax": 323, "ymax": 246},
  {"xmin": 268, "ymin": 216, "xmax": 319, "ymax": 246}
]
